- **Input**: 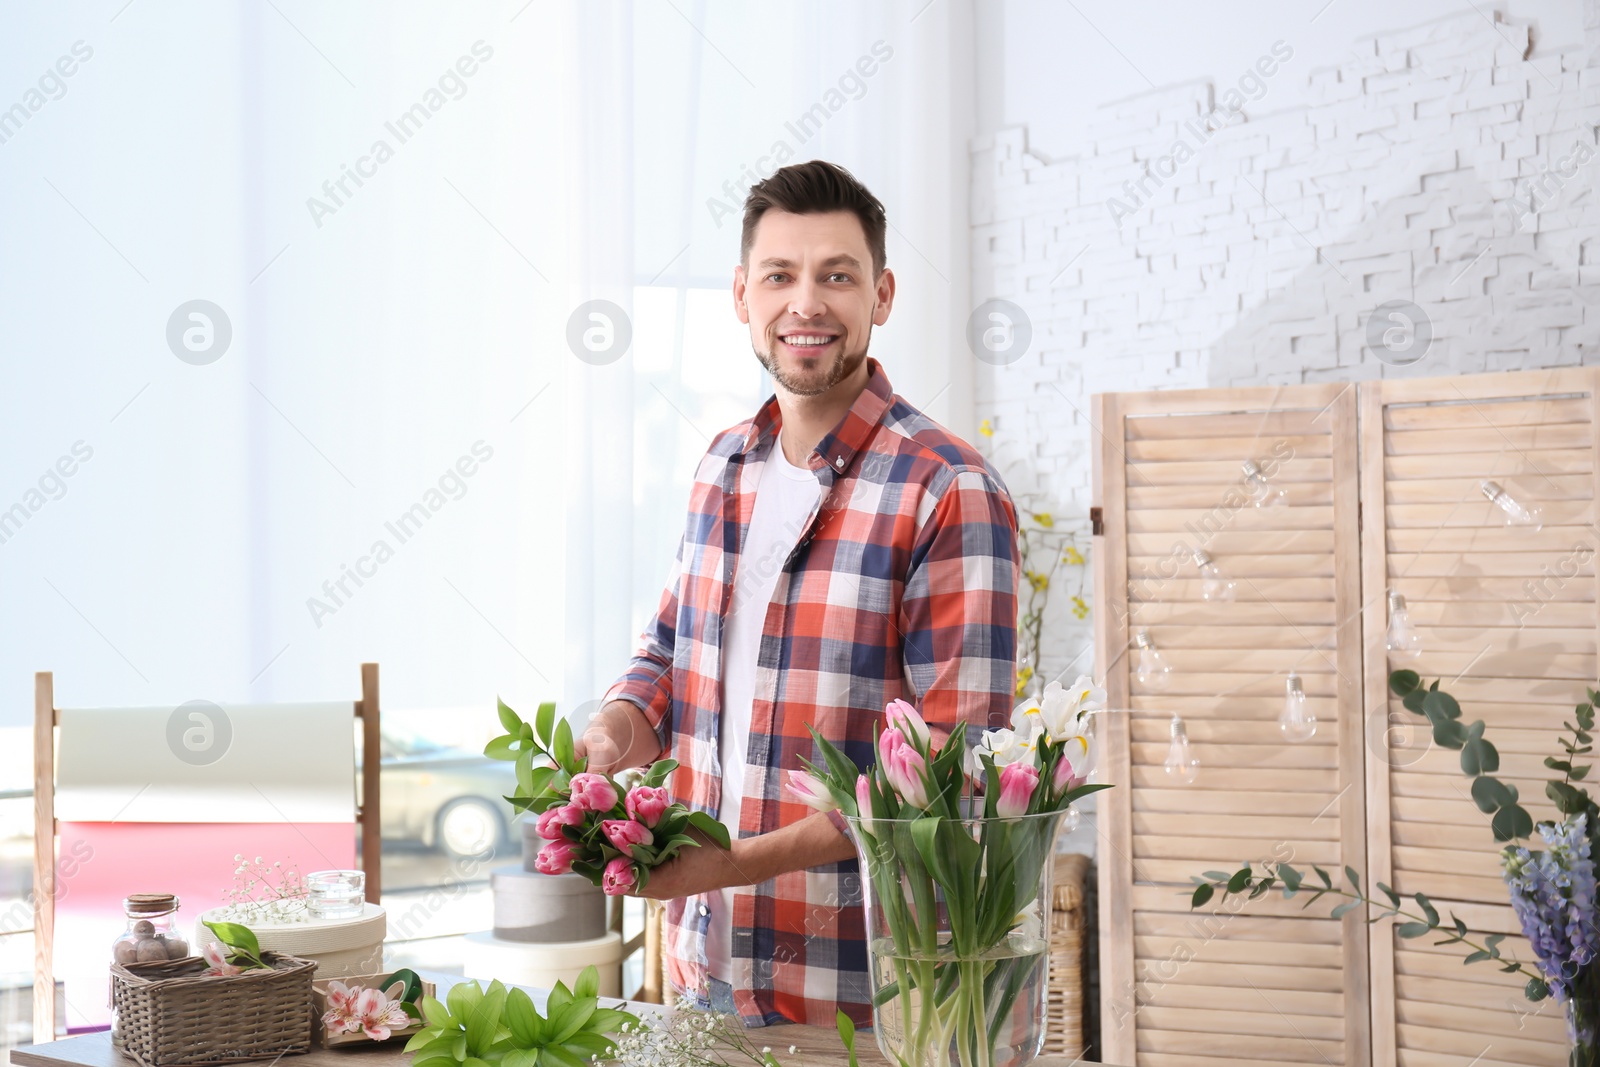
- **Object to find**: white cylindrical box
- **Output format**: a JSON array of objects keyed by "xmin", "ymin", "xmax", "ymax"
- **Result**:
[{"xmin": 460, "ymin": 929, "xmax": 623, "ymax": 997}]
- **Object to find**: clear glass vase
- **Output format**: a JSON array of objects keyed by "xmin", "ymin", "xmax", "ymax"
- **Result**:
[
  {"xmin": 844, "ymin": 808, "xmax": 1067, "ymax": 1067},
  {"xmin": 1570, "ymin": 989, "xmax": 1599, "ymax": 1067}
]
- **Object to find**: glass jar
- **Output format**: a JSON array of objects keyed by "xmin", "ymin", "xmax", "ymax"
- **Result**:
[{"xmin": 110, "ymin": 894, "xmax": 186, "ymax": 1048}]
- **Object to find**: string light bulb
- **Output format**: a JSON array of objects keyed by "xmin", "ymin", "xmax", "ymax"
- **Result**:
[
  {"xmin": 1134, "ymin": 629, "xmax": 1172, "ymax": 691},
  {"xmin": 1386, "ymin": 591, "xmax": 1422, "ymax": 662},
  {"xmin": 1242, "ymin": 460, "xmax": 1288, "ymax": 508},
  {"xmin": 1163, "ymin": 713, "xmax": 1200, "ymax": 785},
  {"xmin": 1481, "ymin": 480, "xmax": 1543, "ymax": 532},
  {"xmin": 1279, "ymin": 671, "xmax": 1317, "ymax": 742},
  {"xmin": 1193, "ymin": 548, "xmax": 1237, "ymax": 601}
]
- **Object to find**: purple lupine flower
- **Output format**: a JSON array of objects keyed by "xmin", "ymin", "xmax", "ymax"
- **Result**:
[{"xmin": 1501, "ymin": 814, "xmax": 1599, "ymax": 1003}]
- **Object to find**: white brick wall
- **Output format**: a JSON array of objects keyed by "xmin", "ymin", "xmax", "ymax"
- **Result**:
[{"xmin": 972, "ymin": 4, "xmax": 1600, "ymax": 685}]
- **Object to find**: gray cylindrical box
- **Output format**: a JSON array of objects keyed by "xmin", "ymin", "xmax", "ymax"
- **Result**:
[{"xmin": 491, "ymin": 865, "xmax": 606, "ymax": 943}]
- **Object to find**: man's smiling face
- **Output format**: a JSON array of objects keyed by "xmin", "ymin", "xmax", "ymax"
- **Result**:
[{"xmin": 734, "ymin": 209, "xmax": 894, "ymax": 398}]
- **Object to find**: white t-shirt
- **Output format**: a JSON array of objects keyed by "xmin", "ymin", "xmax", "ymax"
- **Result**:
[{"xmin": 706, "ymin": 429, "xmax": 820, "ymax": 983}]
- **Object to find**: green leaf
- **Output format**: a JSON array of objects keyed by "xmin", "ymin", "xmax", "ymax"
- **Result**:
[
  {"xmin": 687, "ymin": 810, "xmax": 732, "ymax": 850},
  {"xmin": 200, "ymin": 920, "xmax": 261, "ymax": 961},
  {"xmin": 446, "ymin": 980, "xmax": 481, "ymax": 1024},
  {"xmin": 1278, "ymin": 865, "xmax": 1303, "ymax": 893},
  {"xmin": 1548, "ymin": 780, "xmax": 1590, "ymax": 816},
  {"xmin": 1377, "ymin": 882, "xmax": 1400, "ymax": 908},
  {"xmin": 405, "ymin": 1030, "xmax": 445, "ymax": 1054},
  {"xmin": 1330, "ymin": 900, "xmax": 1361, "ymax": 919},
  {"xmin": 1573, "ymin": 765, "xmax": 1592, "ymax": 781},
  {"xmin": 420, "ymin": 994, "xmax": 454, "ymax": 1029},
  {"xmin": 1388, "ymin": 669, "xmax": 1421, "ymax": 696},
  {"xmin": 1201, "ymin": 870, "xmax": 1233, "ymax": 882},
  {"xmin": 497, "ymin": 697, "xmax": 523, "ymax": 735},
  {"xmin": 1415, "ymin": 893, "xmax": 1440, "ymax": 926},
  {"xmin": 1528, "ymin": 977, "xmax": 1550, "ymax": 1002},
  {"xmin": 502, "ymin": 988, "xmax": 543, "ymax": 1046},
  {"xmin": 1453, "ymin": 914, "xmax": 1467, "ymax": 937},
  {"xmin": 485, "ymin": 734, "xmax": 520, "ymax": 761},
  {"xmin": 1492, "ymin": 802, "xmax": 1535, "ymax": 842},
  {"xmin": 546, "ymin": 980, "xmax": 573, "ymax": 1019},
  {"xmin": 1396, "ymin": 922, "xmax": 1431, "ymax": 938},
  {"xmin": 1227, "ymin": 867, "xmax": 1252, "ymax": 893},
  {"xmin": 500, "ymin": 1050, "xmax": 541, "ymax": 1067},
  {"xmin": 549, "ymin": 997, "xmax": 597, "ymax": 1044},
  {"xmin": 1485, "ymin": 933, "xmax": 1505, "ymax": 957},
  {"xmin": 552, "ymin": 718, "xmax": 576, "ymax": 772},
  {"xmin": 1463, "ymin": 949, "xmax": 1490, "ymax": 963},
  {"xmin": 1312, "ymin": 865, "xmax": 1333, "ymax": 889},
  {"xmin": 539, "ymin": 1047, "xmax": 587, "ymax": 1067},
  {"xmin": 1344, "ymin": 865, "xmax": 1362, "ymax": 891},
  {"xmin": 644, "ymin": 758, "xmax": 680, "ymax": 788},
  {"xmin": 1191, "ymin": 883, "xmax": 1215, "ymax": 908},
  {"xmin": 1422, "ymin": 689, "xmax": 1462, "ymax": 722},
  {"xmin": 1471, "ymin": 775, "xmax": 1510, "ymax": 814},
  {"xmin": 1432, "ymin": 717, "xmax": 1468, "ymax": 748},
  {"xmin": 464, "ymin": 983, "xmax": 506, "ymax": 1056},
  {"xmin": 1460, "ymin": 737, "xmax": 1499, "ymax": 775},
  {"xmin": 535, "ymin": 701, "xmax": 556, "ymax": 750},
  {"xmin": 572, "ymin": 965, "xmax": 599, "ymax": 1001},
  {"xmin": 837, "ymin": 1010, "xmax": 859, "ymax": 1067}
]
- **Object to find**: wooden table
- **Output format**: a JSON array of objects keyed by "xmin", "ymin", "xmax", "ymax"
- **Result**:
[{"xmin": 11, "ymin": 971, "xmax": 1111, "ymax": 1067}]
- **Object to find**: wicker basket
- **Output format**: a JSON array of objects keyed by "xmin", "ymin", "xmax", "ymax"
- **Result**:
[
  {"xmin": 111, "ymin": 952, "xmax": 317, "ymax": 1067},
  {"xmin": 1043, "ymin": 852, "xmax": 1089, "ymax": 1059}
]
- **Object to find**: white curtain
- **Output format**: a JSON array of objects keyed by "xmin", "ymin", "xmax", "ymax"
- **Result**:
[{"xmin": 0, "ymin": 0, "xmax": 977, "ymax": 742}]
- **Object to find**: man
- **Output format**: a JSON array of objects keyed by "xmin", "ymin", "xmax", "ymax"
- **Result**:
[{"xmin": 576, "ymin": 160, "xmax": 1019, "ymax": 1028}]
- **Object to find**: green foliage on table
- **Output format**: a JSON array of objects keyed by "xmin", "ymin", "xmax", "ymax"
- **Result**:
[
  {"xmin": 1185, "ymin": 668, "xmax": 1600, "ymax": 1003},
  {"xmin": 403, "ymin": 966, "xmax": 637, "ymax": 1067},
  {"xmin": 835, "ymin": 1010, "xmax": 859, "ymax": 1067}
]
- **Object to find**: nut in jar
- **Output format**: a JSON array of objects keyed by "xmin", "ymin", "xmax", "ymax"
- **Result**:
[{"xmin": 112, "ymin": 893, "xmax": 189, "ymax": 965}]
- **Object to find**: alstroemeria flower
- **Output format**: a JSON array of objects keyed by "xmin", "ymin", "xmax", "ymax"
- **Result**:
[
  {"xmin": 323, "ymin": 980, "xmax": 410, "ymax": 1041},
  {"xmin": 602, "ymin": 818, "xmax": 654, "ymax": 852},
  {"xmin": 786, "ymin": 769, "xmax": 840, "ymax": 813},
  {"xmin": 200, "ymin": 941, "xmax": 243, "ymax": 977},
  {"xmin": 535, "ymin": 802, "xmax": 584, "ymax": 840},
  {"xmin": 534, "ymin": 839, "xmax": 579, "ymax": 875},
  {"xmin": 997, "ymin": 761, "xmax": 1040, "ymax": 818},
  {"xmin": 601, "ymin": 857, "xmax": 638, "ymax": 896},
  {"xmin": 884, "ymin": 699, "xmax": 932, "ymax": 751},
  {"xmin": 625, "ymin": 785, "xmax": 671, "ymax": 828},
  {"xmin": 569, "ymin": 772, "xmax": 621, "ymax": 812},
  {"xmin": 878, "ymin": 727, "xmax": 931, "ymax": 809}
]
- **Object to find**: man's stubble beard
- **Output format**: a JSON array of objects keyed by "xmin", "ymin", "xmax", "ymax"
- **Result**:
[{"xmin": 753, "ymin": 328, "xmax": 870, "ymax": 399}]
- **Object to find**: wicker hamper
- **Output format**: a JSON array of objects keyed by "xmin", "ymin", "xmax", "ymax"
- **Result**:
[
  {"xmin": 110, "ymin": 952, "xmax": 317, "ymax": 1067},
  {"xmin": 1042, "ymin": 852, "xmax": 1089, "ymax": 1059}
]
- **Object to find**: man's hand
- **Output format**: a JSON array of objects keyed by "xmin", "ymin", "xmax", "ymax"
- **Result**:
[
  {"xmin": 636, "ymin": 811, "xmax": 856, "ymax": 900},
  {"xmin": 638, "ymin": 827, "xmax": 755, "ymax": 900},
  {"xmin": 574, "ymin": 699, "xmax": 661, "ymax": 776}
]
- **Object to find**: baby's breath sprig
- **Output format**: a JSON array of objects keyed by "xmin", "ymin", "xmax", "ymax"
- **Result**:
[
  {"xmin": 602, "ymin": 999, "xmax": 795, "ymax": 1067},
  {"xmin": 217, "ymin": 854, "xmax": 310, "ymax": 924}
]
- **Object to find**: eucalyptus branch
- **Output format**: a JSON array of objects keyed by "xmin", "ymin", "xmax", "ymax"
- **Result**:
[{"xmin": 1189, "ymin": 861, "xmax": 1550, "ymax": 996}]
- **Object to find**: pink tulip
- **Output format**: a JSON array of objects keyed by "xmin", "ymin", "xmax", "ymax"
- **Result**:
[
  {"xmin": 885, "ymin": 699, "xmax": 932, "ymax": 750},
  {"xmin": 535, "ymin": 802, "xmax": 585, "ymax": 840},
  {"xmin": 601, "ymin": 857, "xmax": 638, "ymax": 896},
  {"xmin": 786, "ymin": 769, "xmax": 839, "ymax": 813},
  {"xmin": 625, "ymin": 785, "xmax": 671, "ymax": 828},
  {"xmin": 855, "ymin": 774, "xmax": 875, "ymax": 834},
  {"xmin": 534, "ymin": 839, "xmax": 578, "ymax": 875},
  {"xmin": 878, "ymin": 727, "xmax": 931, "ymax": 809},
  {"xmin": 601, "ymin": 818, "xmax": 654, "ymax": 852},
  {"xmin": 570, "ymin": 772, "xmax": 620, "ymax": 812},
  {"xmin": 1052, "ymin": 751, "xmax": 1085, "ymax": 795},
  {"xmin": 997, "ymin": 762, "xmax": 1040, "ymax": 818}
]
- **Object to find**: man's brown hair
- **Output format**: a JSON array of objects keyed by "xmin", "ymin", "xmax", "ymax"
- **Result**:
[{"xmin": 740, "ymin": 160, "xmax": 888, "ymax": 279}]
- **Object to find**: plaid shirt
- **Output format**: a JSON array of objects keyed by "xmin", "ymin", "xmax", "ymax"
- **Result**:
[{"xmin": 603, "ymin": 357, "xmax": 1019, "ymax": 1028}]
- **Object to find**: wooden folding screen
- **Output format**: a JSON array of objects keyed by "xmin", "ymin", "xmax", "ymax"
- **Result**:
[
  {"xmin": 1360, "ymin": 369, "xmax": 1596, "ymax": 1067},
  {"xmin": 1094, "ymin": 383, "xmax": 1368, "ymax": 1066}
]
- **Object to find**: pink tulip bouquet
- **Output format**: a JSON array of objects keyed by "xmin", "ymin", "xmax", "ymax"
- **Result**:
[
  {"xmin": 790, "ymin": 679, "xmax": 1111, "ymax": 1067},
  {"xmin": 486, "ymin": 698, "xmax": 729, "ymax": 896}
]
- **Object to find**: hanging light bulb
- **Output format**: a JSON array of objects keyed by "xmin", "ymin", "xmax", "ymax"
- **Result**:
[
  {"xmin": 1134, "ymin": 629, "xmax": 1172, "ymax": 691},
  {"xmin": 1386, "ymin": 591, "xmax": 1422, "ymax": 662},
  {"xmin": 1279, "ymin": 671, "xmax": 1317, "ymax": 742},
  {"xmin": 1163, "ymin": 713, "xmax": 1200, "ymax": 785},
  {"xmin": 1193, "ymin": 548, "xmax": 1237, "ymax": 601},
  {"xmin": 1481, "ymin": 480, "xmax": 1543, "ymax": 532},
  {"xmin": 1242, "ymin": 460, "xmax": 1288, "ymax": 508}
]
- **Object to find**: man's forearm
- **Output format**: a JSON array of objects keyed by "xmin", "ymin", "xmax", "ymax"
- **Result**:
[{"xmin": 730, "ymin": 811, "xmax": 856, "ymax": 885}]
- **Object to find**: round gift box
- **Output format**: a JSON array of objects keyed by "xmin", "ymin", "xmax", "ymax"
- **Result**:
[
  {"xmin": 197, "ymin": 903, "xmax": 386, "ymax": 979},
  {"xmin": 461, "ymin": 929, "xmax": 623, "ymax": 997},
  {"xmin": 492, "ymin": 865, "xmax": 606, "ymax": 943}
]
